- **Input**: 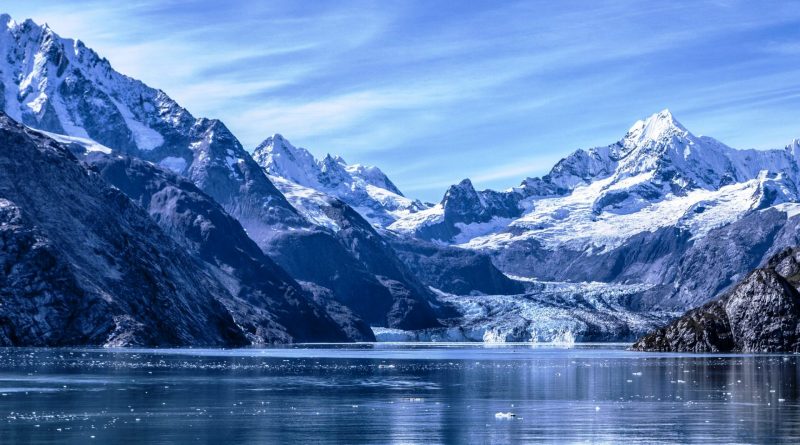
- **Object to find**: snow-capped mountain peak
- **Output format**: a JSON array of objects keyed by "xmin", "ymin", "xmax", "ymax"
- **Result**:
[
  {"xmin": 623, "ymin": 109, "xmax": 689, "ymax": 149},
  {"xmin": 252, "ymin": 133, "xmax": 426, "ymax": 227},
  {"xmin": 609, "ymin": 110, "xmax": 796, "ymax": 194},
  {"xmin": 392, "ymin": 109, "xmax": 800, "ymax": 255},
  {"xmin": 786, "ymin": 138, "xmax": 800, "ymax": 160},
  {"xmin": 254, "ymin": 133, "xmax": 321, "ymax": 188},
  {"xmin": 0, "ymin": 16, "xmax": 206, "ymax": 155}
]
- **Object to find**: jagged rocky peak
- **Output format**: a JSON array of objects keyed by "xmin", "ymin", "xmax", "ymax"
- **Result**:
[
  {"xmin": 254, "ymin": 133, "xmax": 321, "ymax": 187},
  {"xmin": 517, "ymin": 110, "xmax": 693, "ymax": 197},
  {"xmin": 442, "ymin": 179, "xmax": 480, "ymax": 210},
  {"xmin": 398, "ymin": 177, "xmax": 522, "ymax": 241},
  {"xmin": 785, "ymin": 138, "xmax": 800, "ymax": 160},
  {"xmin": 253, "ymin": 132, "xmax": 421, "ymax": 227},
  {"xmin": 440, "ymin": 178, "xmax": 522, "ymax": 225},
  {"xmin": 254, "ymin": 133, "xmax": 403, "ymax": 195},
  {"xmin": 345, "ymin": 162, "xmax": 404, "ymax": 196},
  {"xmin": 0, "ymin": 15, "xmax": 191, "ymax": 154},
  {"xmin": 319, "ymin": 153, "xmax": 351, "ymax": 188}
]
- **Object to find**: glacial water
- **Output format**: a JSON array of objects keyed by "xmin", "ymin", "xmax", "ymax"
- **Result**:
[{"xmin": 0, "ymin": 344, "xmax": 798, "ymax": 444}]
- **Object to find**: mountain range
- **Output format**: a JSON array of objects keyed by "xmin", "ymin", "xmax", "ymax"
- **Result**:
[{"xmin": 1, "ymin": 14, "xmax": 798, "ymax": 347}]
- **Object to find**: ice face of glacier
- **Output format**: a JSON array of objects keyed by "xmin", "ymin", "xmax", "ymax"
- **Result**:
[{"xmin": 371, "ymin": 282, "xmax": 676, "ymax": 343}]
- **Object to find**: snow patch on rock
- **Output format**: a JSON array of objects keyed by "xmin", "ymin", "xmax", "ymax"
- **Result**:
[{"xmin": 158, "ymin": 156, "xmax": 187, "ymax": 174}]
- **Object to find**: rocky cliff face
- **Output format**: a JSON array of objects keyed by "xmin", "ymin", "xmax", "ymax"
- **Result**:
[
  {"xmin": 632, "ymin": 249, "xmax": 800, "ymax": 352},
  {"xmin": 264, "ymin": 193, "xmax": 443, "ymax": 330},
  {"xmin": 0, "ymin": 115, "xmax": 250, "ymax": 347},
  {"xmin": 87, "ymin": 155, "xmax": 373, "ymax": 343},
  {"xmin": 388, "ymin": 235, "xmax": 524, "ymax": 296}
]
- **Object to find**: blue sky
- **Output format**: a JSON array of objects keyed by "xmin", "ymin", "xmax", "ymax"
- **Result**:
[{"xmin": 6, "ymin": 1, "xmax": 800, "ymax": 201}]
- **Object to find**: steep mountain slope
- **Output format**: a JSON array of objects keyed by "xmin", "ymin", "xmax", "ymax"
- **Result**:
[
  {"xmin": 254, "ymin": 135, "xmax": 527, "ymax": 299},
  {"xmin": 0, "ymin": 114, "xmax": 250, "ymax": 347},
  {"xmin": 0, "ymin": 15, "xmax": 441, "ymax": 331},
  {"xmin": 244, "ymin": 174, "xmax": 444, "ymax": 329},
  {"xmin": 388, "ymin": 235, "xmax": 525, "ymax": 296},
  {"xmin": 87, "ymin": 155, "xmax": 373, "ymax": 342},
  {"xmin": 0, "ymin": 14, "xmax": 305, "ymax": 237}
]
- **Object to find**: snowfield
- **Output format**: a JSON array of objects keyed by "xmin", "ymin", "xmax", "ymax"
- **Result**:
[{"xmin": 463, "ymin": 172, "xmax": 798, "ymax": 252}]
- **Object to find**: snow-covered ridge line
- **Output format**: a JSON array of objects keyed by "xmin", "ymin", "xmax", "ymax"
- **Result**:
[
  {"xmin": 390, "ymin": 109, "xmax": 800, "ymax": 250},
  {"xmin": 0, "ymin": 14, "xmax": 176, "ymax": 154},
  {"xmin": 253, "ymin": 133, "xmax": 428, "ymax": 228}
]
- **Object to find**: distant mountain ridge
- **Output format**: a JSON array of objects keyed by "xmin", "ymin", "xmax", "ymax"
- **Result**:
[
  {"xmin": 253, "ymin": 133, "xmax": 426, "ymax": 228},
  {"xmin": 390, "ymin": 109, "xmax": 800, "ymax": 247}
]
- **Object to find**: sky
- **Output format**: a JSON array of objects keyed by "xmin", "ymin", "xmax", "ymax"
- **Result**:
[{"xmin": 5, "ymin": 1, "xmax": 800, "ymax": 201}]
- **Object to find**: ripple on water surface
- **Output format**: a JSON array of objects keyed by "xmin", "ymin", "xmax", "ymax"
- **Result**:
[{"xmin": 0, "ymin": 344, "xmax": 798, "ymax": 444}]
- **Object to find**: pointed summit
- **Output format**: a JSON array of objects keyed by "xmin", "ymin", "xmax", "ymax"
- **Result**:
[
  {"xmin": 252, "ymin": 133, "xmax": 320, "ymax": 187},
  {"xmin": 624, "ymin": 109, "xmax": 690, "ymax": 148},
  {"xmin": 0, "ymin": 14, "xmax": 13, "ymax": 29},
  {"xmin": 442, "ymin": 179, "xmax": 480, "ymax": 210}
]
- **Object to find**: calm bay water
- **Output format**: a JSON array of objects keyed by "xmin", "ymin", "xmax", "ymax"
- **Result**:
[{"xmin": 0, "ymin": 344, "xmax": 798, "ymax": 444}]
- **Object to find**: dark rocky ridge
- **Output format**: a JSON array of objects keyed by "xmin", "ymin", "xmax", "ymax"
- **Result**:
[
  {"xmin": 266, "ymin": 197, "xmax": 444, "ymax": 329},
  {"xmin": 0, "ymin": 115, "xmax": 248, "ymax": 346},
  {"xmin": 87, "ymin": 155, "xmax": 373, "ymax": 343},
  {"xmin": 632, "ymin": 247, "xmax": 800, "ymax": 352},
  {"xmin": 389, "ymin": 236, "xmax": 525, "ymax": 296},
  {"xmin": 412, "ymin": 179, "xmax": 523, "ymax": 242}
]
